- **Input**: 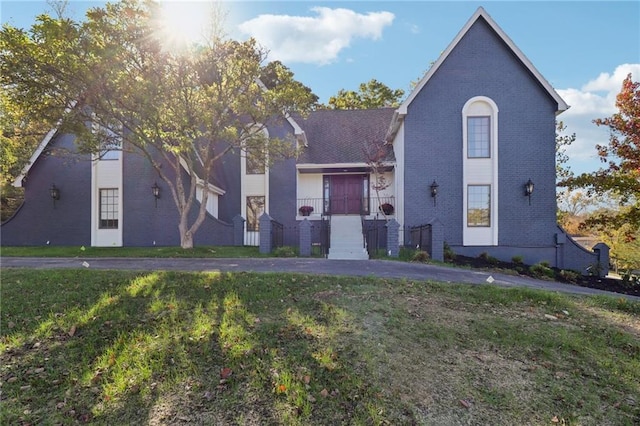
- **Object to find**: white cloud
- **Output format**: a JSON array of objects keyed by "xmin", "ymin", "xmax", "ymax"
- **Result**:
[
  {"xmin": 237, "ymin": 7, "xmax": 394, "ymax": 65},
  {"xmin": 556, "ymin": 64, "xmax": 640, "ymax": 174}
]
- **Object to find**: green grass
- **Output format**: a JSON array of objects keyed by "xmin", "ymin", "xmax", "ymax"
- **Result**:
[
  {"xmin": 0, "ymin": 245, "xmax": 263, "ymax": 258},
  {"xmin": 1, "ymin": 269, "xmax": 639, "ymax": 425}
]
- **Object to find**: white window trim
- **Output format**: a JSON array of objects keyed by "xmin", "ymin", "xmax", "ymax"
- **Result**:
[
  {"xmin": 462, "ymin": 96, "xmax": 499, "ymax": 246},
  {"xmin": 241, "ymin": 126, "xmax": 269, "ymax": 245}
]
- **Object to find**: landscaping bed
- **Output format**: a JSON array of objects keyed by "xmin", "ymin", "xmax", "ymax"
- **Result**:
[{"xmin": 452, "ymin": 255, "xmax": 640, "ymax": 297}]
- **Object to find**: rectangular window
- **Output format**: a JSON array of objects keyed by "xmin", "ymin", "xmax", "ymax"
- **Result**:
[
  {"xmin": 467, "ymin": 185, "xmax": 490, "ymax": 227},
  {"xmin": 99, "ymin": 188, "xmax": 119, "ymax": 229},
  {"xmin": 467, "ymin": 116, "xmax": 490, "ymax": 158},
  {"xmin": 323, "ymin": 175, "xmax": 330, "ymax": 214},
  {"xmin": 246, "ymin": 196, "xmax": 265, "ymax": 232},
  {"xmin": 246, "ymin": 147, "xmax": 265, "ymax": 174}
]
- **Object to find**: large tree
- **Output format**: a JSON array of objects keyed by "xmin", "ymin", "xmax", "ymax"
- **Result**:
[
  {"xmin": 561, "ymin": 73, "xmax": 640, "ymax": 237},
  {"xmin": 1, "ymin": 0, "xmax": 317, "ymax": 248},
  {"xmin": 327, "ymin": 78, "xmax": 404, "ymax": 110}
]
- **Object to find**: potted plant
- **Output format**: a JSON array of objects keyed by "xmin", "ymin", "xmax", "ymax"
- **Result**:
[
  {"xmin": 379, "ymin": 203, "xmax": 394, "ymax": 215},
  {"xmin": 299, "ymin": 205, "xmax": 314, "ymax": 216}
]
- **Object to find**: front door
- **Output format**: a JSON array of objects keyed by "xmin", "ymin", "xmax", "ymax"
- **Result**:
[{"xmin": 329, "ymin": 175, "xmax": 365, "ymax": 215}]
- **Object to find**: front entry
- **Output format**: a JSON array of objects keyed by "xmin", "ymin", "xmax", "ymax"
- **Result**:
[{"xmin": 327, "ymin": 174, "xmax": 367, "ymax": 215}]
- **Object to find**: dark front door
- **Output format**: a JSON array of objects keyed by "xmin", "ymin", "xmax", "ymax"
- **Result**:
[{"xmin": 330, "ymin": 175, "xmax": 364, "ymax": 214}]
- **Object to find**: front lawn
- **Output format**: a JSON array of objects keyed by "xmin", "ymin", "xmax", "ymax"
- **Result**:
[{"xmin": 1, "ymin": 269, "xmax": 639, "ymax": 424}]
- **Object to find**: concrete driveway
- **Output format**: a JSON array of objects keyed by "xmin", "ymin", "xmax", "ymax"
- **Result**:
[{"xmin": 2, "ymin": 257, "xmax": 638, "ymax": 301}]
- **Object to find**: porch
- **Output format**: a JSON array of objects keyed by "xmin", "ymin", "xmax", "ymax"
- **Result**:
[{"xmin": 296, "ymin": 170, "xmax": 396, "ymax": 219}]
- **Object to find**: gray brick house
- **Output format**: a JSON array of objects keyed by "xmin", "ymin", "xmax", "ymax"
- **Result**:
[{"xmin": 1, "ymin": 7, "xmax": 608, "ymax": 275}]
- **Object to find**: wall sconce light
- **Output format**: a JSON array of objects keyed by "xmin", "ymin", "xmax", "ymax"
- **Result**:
[
  {"xmin": 152, "ymin": 182, "xmax": 160, "ymax": 207},
  {"xmin": 430, "ymin": 180, "xmax": 439, "ymax": 206},
  {"xmin": 524, "ymin": 178, "xmax": 534, "ymax": 205},
  {"xmin": 50, "ymin": 183, "xmax": 60, "ymax": 208}
]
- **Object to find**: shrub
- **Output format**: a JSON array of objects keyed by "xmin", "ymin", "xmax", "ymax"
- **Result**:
[
  {"xmin": 274, "ymin": 246, "xmax": 297, "ymax": 257},
  {"xmin": 559, "ymin": 269, "xmax": 579, "ymax": 283},
  {"xmin": 478, "ymin": 252, "xmax": 499, "ymax": 265},
  {"xmin": 511, "ymin": 255, "xmax": 524, "ymax": 265},
  {"xmin": 443, "ymin": 242, "xmax": 456, "ymax": 262},
  {"xmin": 529, "ymin": 262, "xmax": 555, "ymax": 279},
  {"xmin": 412, "ymin": 250, "xmax": 430, "ymax": 262}
]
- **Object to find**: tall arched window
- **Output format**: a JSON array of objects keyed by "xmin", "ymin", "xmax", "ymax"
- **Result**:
[{"xmin": 462, "ymin": 96, "xmax": 498, "ymax": 246}]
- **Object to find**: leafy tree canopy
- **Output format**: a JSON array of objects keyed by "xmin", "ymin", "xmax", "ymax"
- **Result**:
[
  {"xmin": 561, "ymin": 73, "xmax": 640, "ymax": 237},
  {"xmin": 327, "ymin": 79, "xmax": 404, "ymax": 110},
  {"xmin": 0, "ymin": 0, "xmax": 318, "ymax": 247}
]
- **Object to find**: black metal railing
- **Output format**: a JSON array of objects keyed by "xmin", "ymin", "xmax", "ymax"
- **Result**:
[
  {"xmin": 297, "ymin": 198, "xmax": 327, "ymax": 216},
  {"xmin": 271, "ymin": 219, "xmax": 284, "ymax": 249},
  {"xmin": 321, "ymin": 215, "xmax": 330, "ymax": 255},
  {"xmin": 363, "ymin": 218, "xmax": 388, "ymax": 256},
  {"xmin": 297, "ymin": 195, "xmax": 396, "ymax": 217},
  {"xmin": 403, "ymin": 224, "xmax": 431, "ymax": 253},
  {"xmin": 371, "ymin": 195, "xmax": 396, "ymax": 216}
]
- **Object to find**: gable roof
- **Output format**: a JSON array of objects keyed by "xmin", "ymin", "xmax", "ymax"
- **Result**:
[
  {"xmin": 296, "ymin": 108, "xmax": 396, "ymax": 165},
  {"xmin": 13, "ymin": 127, "xmax": 59, "ymax": 187},
  {"xmin": 387, "ymin": 7, "xmax": 569, "ymax": 142}
]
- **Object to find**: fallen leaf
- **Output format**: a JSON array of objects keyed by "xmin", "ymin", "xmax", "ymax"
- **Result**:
[
  {"xmin": 307, "ymin": 394, "xmax": 316, "ymax": 402},
  {"xmin": 459, "ymin": 399, "xmax": 471, "ymax": 409},
  {"xmin": 551, "ymin": 416, "xmax": 559, "ymax": 423},
  {"xmin": 220, "ymin": 367, "xmax": 232, "ymax": 379},
  {"xmin": 544, "ymin": 314, "xmax": 558, "ymax": 321},
  {"xmin": 320, "ymin": 388, "xmax": 329, "ymax": 398},
  {"xmin": 68, "ymin": 325, "xmax": 76, "ymax": 337},
  {"xmin": 277, "ymin": 384, "xmax": 287, "ymax": 393},
  {"xmin": 303, "ymin": 375, "xmax": 311, "ymax": 384}
]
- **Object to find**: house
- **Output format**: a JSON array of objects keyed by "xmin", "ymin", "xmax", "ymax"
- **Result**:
[{"xmin": 1, "ymin": 7, "xmax": 608, "ymax": 275}]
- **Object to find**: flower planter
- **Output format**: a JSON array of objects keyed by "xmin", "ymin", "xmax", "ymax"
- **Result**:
[
  {"xmin": 299, "ymin": 206, "xmax": 314, "ymax": 216},
  {"xmin": 379, "ymin": 203, "xmax": 394, "ymax": 215}
]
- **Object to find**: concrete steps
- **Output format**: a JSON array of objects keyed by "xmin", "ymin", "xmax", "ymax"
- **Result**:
[{"xmin": 328, "ymin": 216, "xmax": 369, "ymax": 260}]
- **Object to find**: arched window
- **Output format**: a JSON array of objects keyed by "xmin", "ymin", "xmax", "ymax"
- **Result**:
[{"xmin": 462, "ymin": 97, "xmax": 498, "ymax": 246}]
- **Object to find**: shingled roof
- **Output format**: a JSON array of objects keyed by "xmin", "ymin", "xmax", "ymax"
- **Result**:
[{"xmin": 295, "ymin": 108, "xmax": 396, "ymax": 165}]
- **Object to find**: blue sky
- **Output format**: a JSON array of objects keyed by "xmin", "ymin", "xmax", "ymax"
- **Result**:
[{"xmin": 2, "ymin": 1, "xmax": 639, "ymax": 175}]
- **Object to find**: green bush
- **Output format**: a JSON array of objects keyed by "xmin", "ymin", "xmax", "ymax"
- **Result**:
[
  {"xmin": 478, "ymin": 252, "xmax": 499, "ymax": 265},
  {"xmin": 511, "ymin": 255, "xmax": 524, "ymax": 265},
  {"xmin": 443, "ymin": 242, "xmax": 456, "ymax": 262},
  {"xmin": 273, "ymin": 246, "xmax": 297, "ymax": 257},
  {"xmin": 529, "ymin": 262, "xmax": 555, "ymax": 279},
  {"xmin": 412, "ymin": 250, "xmax": 430, "ymax": 263},
  {"xmin": 559, "ymin": 269, "xmax": 579, "ymax": 283}
]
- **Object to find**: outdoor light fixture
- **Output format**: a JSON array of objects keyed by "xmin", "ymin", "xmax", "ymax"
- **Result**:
[
  {"xmin": 524, "ymin": 178, "xmax": 534, "ymax": 205},
  {"xmin": 50, "ymin": 183, "xmax": 60, "ymax": 208},
  {"xmin": 430, "ymin": 180, "xmax": 439, "ymax": 206},
  {"xmin": 152, "ymin": 182, "xmax": 160, "ymax": 207}
]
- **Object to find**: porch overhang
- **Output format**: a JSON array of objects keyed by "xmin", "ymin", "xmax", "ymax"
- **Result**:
[{"xmin": 297, "ymin": 163, "xmax": 394, "ymax": 174}]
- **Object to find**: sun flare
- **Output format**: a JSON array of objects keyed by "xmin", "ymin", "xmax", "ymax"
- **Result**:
[{"xmin": 153, "ymin": 1, "xmax": 214, "ymax": 51}]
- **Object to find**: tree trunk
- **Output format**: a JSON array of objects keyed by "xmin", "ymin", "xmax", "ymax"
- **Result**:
[
  {"xmin": 181, "ymin": 232, "xmax": 194, "ymax": 249},
  {"xmin": 178, "ymin": 214, "xmax": 193, "ymax": 249}
]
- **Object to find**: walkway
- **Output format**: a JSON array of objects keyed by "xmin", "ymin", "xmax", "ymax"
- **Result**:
[{"xmin": 2, "ymin": 257, "xmax": 638, "ymax": 301}]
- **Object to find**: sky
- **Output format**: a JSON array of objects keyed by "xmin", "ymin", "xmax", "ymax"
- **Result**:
[{"xmin": 2, "ymin": 1, "xmax": 639, "ymax": 176}]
